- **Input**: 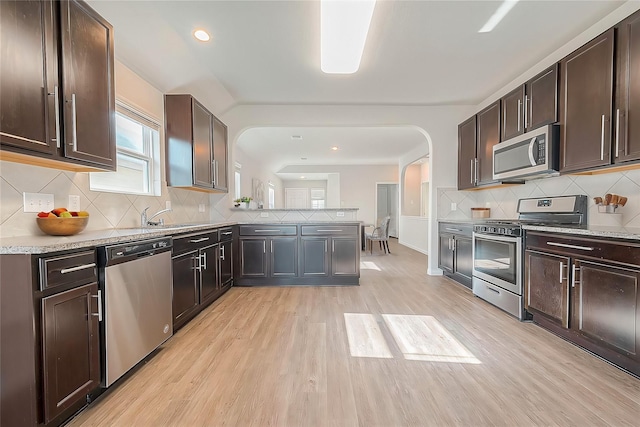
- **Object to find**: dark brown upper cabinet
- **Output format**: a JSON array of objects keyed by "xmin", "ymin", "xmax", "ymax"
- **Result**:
[
  {"xmin": 614, "ymin": 10, "xmax": 640, "ymax": 163},
  {"xmin": 0, "ymin": 0, "xmax": 115, "ymax": 171},
  {"xmin": 165, "ymin": 94, "xmax": 229, "ymax": 193},
  {"xmin": 476, "ymin": 100, "xmax": 501, "ymax": 185},
  {"xmin": 457, "ymin": 116, "xmax": 477, "ymax": 190},
  {"xmin": 501, "ymin": 64, "xmax": 558, "ymax": 141},
  {"xmin": 559, "ymin": 29, "xmax": 614, "ymax": 173}
]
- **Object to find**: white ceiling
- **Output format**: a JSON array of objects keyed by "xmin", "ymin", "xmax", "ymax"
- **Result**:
[{"xmin": 88, "ymin": 0, "xmax": 626, "ymax": 170}]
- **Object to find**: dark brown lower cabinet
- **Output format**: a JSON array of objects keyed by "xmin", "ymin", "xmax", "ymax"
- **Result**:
[
  {"xmin": 572, "ymin": 260, "xmax": 640, "ymax": 358},
  {"xmin": 301, "ymin": 237, "xmax": 330, "ymax": 277},
  {"xmin": 525, "ymin": 231, "xmax": 640, "ymax": 376},
  {"xmin": 42, "ymin": 283, "xmax": 100, "ymax": 424},
  {"xmin": 200, "ymin": 243, "xmax": 220, "ymax": 305},
  {"xmin": 219, "ymin": 239, "xmax": 233, "ymax": 287},
  {"xmin": 525, "ymin": 250, "xmax": 570, "ymax": 328},
  {"xmin": 171, "ymin": 250, "xmax": 199, "ymax": 330},
  {"xmin": 438, "ymin": 222, "xmax": 473, "ymax": 289},
  {"xmin": 331, "ymin": 237, "xmax": 358, "ymax": 276}
]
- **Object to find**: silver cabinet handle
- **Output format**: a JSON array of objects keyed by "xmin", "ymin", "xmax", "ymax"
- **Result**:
[
  {"xmin": 559, "ymin": 261, "xmax": 564, "ymax": 283},
  {"xmin": 546, "ymin": 241, "xmax": 594, "ymax": 251},
  {"xmin": 263, "ymin": 241, "xmax": 266, "ymax": 253},
  {"xmin": 215, "ymin": 160, "xmax": 219, "ymax": 187},
  {"xmin": 447, "ymin": 238, "xmax": 451, "ymax": 251},
  {"xmin": 221, "ymin": 231, "xmax": 232, "ymax": 236},
  {"xmin": 60, "ymin": 263, "xmax": 96, "ymax": 274},
  {"xmin": 325, "ymin": 241, "xmax": 328, "ymax": 252},
  {"xmin": 524, "ymin": 95, "xmax": 529, "ymax": 129},
  {"xmin": 445, "ymin": 227, "xmax": 461, "ymax": 232},
  {"xmin": 572, "ymin": 264, "xmax": 579, "ymax": 288},
  {"xmin": 452, "ymin": 238, "xmax": 456, "ymax": 251},
  {"xmin": 202, "ymin": 252, "xmax": 207, "ymax": 270},
  {"xmin": 220, "ymin": 245, "xmax": 225, "ymax": 261},
  {"xmin": 615, "ymin": 109, "xmax": 620, "ymax": 158},
  {"xmin": 474, "ymin": 158, "xmax": 478, "ymax": 184},
  {"xmin": 517, "ymin": 99, "xmax": 521, "ymax": 132},
  {"xmin": 189, "ymin": 237, "xmax": 209, "ymax": 243},
  {"xmin": 470, "ymin": 158, "xmax": 474, "ymax": 184},
  {"xmin": 270, "ymin": 240, "xmax": 273, "ymax": 253},
  {"xmin": 332, "ymin": 240, "xmax": 335, "ymax": 252},
  {"xmin": 317, "ymin": 229, "xmax": 342, "ymax": 232},
  {"xmin": 69, "ymin": 93, "xmax": 78, "ymax": 150},
  {"xmin": 600, "ymin": 114, "xmax": 606, "ymax": 161},
  {"xmin": 91, "ymin": 291, "xmax": 102, "ymax": 322},
  {"xmin": 194, "ymin": 253, "xmax": 202, "ymax": 271},
  {"xmin": 254, "ymin": 229, "xmax": 281, "ymax": 232},
  {"xmin": 48, "ymin": 86, "xmax": 61, "ymax": 147}
]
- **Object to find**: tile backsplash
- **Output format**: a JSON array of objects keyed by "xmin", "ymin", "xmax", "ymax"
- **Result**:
[
  {"xmin": 438, "ymin": 168, "xmax": 640, "ymax": 228},
  {"xmin": 0, "ymin": 161, "xmax": 230, "ymax": 238}
]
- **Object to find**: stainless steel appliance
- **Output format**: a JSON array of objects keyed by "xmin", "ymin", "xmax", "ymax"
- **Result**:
[
  {"xmin": 98, "ymin": 237, "xmax": 173, "ymax": 387},
  {"xmin": 493, "ymin": 124, "xmax": 560, "ymax": 180},
  {"xmin": 472, "ymin": 195, "xmax": 587, "ymax": 319}
]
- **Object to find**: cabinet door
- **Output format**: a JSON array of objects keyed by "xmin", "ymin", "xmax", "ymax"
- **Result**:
[
  {"xmin": 525, "ymin": 250, "xmax": 570, "ymax": 328},
  {"xmin": 240, "ymin": 238, "xmax": 267, "ymax": 277},
  {"xmin": 526, "ymin": 64, "xmax": 559, "ymax": 131},
  {"xmin": 212, "ymin": 116, "xmax": 228, "ymax": 191},
  {"xmin": 454, "ymin": 236, "xmax": 473, "ymax": 282},
  {"xmin": 301, "ymin": 237, "xmax": 329, "ymax": 277},
  {"xmin": 438, "ymin": 234, "xmax": 454, "ymax": 273},
  {"xmin": 271, "ymin": 237, "xmax": 298, "ymax": 277},
  {"xmin": 572, "ymin": 259, "xmax": 640, "ymax": 359},
  {"xmin": 219, "ymin": 240, "xmax": 233, "ymax": 286},
  {"xmin": 172, "ymin": 252, "xmax": 199, "ymax": 327},
  {"xmin": 60, "ymin": 0, "xmax": 115, "ymax": 170},
  {"xmin": 559, "ymin": 29, "xmax": 614, "ymax": 173},
  {"xmin": 331, "ymin": 237, "xmax": 359, "ymax": 276},
  {"xmin": 501, "ymin": 86, "xmax": 525, "ymax": 141},
  {"xmin": 0, "ymin": 0, "xmax": 58, "ymax": 155},
  {"xmin": 615, "ymin": 10, "xmax": 640, "ymax": 163},
  {"xmin": 457, "ymin": 116, "xmax": 477, "ymax": 190},
  {"xmin": 476, "ymin": 100, "xmax": 501, "ymax": 184},
  {"xmin": 192, "ymin": 100, "xmax": 213, "ymax": 188},
  {"xmin": 42, "ymin": 283, "xmax": 100, "ymax": 423},
  {"xmin": 199, "ymin": 244, "xmax": 219, "ymax": 304}
]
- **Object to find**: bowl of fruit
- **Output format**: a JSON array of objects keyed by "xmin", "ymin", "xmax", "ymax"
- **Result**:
[{"xmin": 36, "ymin": 208, "xmax": 90, "ymax": 236}]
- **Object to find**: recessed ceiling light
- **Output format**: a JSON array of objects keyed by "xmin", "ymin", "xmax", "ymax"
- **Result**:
[
  {"xmin": 301, "ymin": 157, "xmax": 308, "ymax": 160},
  {"xmin": 321, "ymin": 0, "xmax": 376, "ymax": 74},
  {"xmin": 479, "ymin": 0, "xmax": 520, "ymax": 33},
  {"xmin": 331, "ymin": 146, "xmax": 339, "ymax": 151},
  {"xmin": 193, "ymin": 29, "xmax": 211, "ymax": 42},
  {"xmin": 300, "ymin": 176, "xmax": 306, "ymax": 179},
  {"xmin": 291, "ymin": 135, "xmax": 303, "ymax": 140}
]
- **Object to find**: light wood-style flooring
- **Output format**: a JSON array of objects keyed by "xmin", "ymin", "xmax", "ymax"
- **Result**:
[{"xmin": 69, "ymin": 239, "xmax": 640, "ymax": 426}]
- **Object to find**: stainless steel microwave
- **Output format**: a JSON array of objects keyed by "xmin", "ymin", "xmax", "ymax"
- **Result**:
[{"xmin": 493, "ymin": 124, "xmax": 559, "ymax": 180}]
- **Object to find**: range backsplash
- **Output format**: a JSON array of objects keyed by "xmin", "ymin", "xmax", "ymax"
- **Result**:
[{"xmin": 438, "ymin": 168, "xmax": 640, "ymax": 228}]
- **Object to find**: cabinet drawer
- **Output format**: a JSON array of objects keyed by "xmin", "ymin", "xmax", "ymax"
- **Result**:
[
  {"xmin": 239, "ymin": 225, "xmax": 297, "ymax": 236},
  {"xmin": 173, "ymin": 232, "xmax": 218, "ymax": 255},
  {"xmin": 301, "ymin": 225, "xmax": 357, "ymax": 236},
  {"xmin": 525, "ymin": 232, "xmax": 640, "ymax": 267},
  {"xmin": 39, "ymin": 250, "xmax": 97, "ymax": 291},
  {"xmin": 438, "ymin": 222, "xmax": 473, "ymax": 236},
  {"xmin": 219, "ymin": 227, "xmax": 234, "ymax": 241}
]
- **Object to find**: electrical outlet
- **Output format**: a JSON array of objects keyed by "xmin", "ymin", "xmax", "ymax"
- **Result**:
[
  {"xmin": 166, "ymin": 200, "xmax": 172, "ymax": 210},
  {"xmin": 198, "ymin": 204, "xmax": 205, "ymax": 213},
  {"xmin": 451, "ymin": 202, "xmax": 457, "ymax": 211},
  {"xmin": 260, "ymin": 212, "xmax": 269, "ymax": 218},
  {"xmin": 68, "ymin": 195, "xmax": 81, "ymax": 212},
  {"xmin": 23, "ymin": 193, "xmax": 54, "ymax": 213},
  {"xmin": 337, "ymin": 211, "xmax": 345, "ymax": 217}
]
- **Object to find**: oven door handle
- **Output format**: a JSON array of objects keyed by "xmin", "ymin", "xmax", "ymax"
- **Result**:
[{"xmin": 473, "ymin": 232, "xmax": 520, "ymax": 244}]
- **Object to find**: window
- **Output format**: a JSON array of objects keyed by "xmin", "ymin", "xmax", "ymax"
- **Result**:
[
  {"xmin": 90, "ymin": 102, "xmax": 160, "ymax": 195},
  {"xmin": 311, "ymin": 188, "xmax": 326, "ymax": 209},
  {"xmin": 234, "ymin": 163, "xmax": 242, "ymax": 200},
  {"xmin": 268, "ymin": 183, "xmax": 275, "ymax": 209}
]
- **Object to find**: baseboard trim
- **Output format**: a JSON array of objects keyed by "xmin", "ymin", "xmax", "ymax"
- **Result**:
[{"xmin": 398, "ymin": 241, "xmax": 428, "ymax": 255}]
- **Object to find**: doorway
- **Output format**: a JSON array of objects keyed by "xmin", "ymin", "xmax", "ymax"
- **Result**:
[{"xmin": 376, "ymin": 183, "xmax": 399, "ymax": 238}]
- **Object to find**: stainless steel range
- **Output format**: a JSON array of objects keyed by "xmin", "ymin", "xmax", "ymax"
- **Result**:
[{"xmin": 472, "ymin": 195, "xmax": 587, "ymax": 320}]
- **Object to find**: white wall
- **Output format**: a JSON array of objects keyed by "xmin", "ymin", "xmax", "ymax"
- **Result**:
[
  {"xmin": 327, "ymin": 173, "xmax": 340, "ymax": 208},
  {"xmin": 234, "ymin": 146, "xmax": 284, "ymax": 208},
  {"xmin": 275, "ymin": 164, "xmax": 400, "ymax": 225},
  {"xmin": 402, "ymin": 164, "xmax": 421, "ymax": 217},
  {"xmin": 399, "ymin": 217, "xmax": 429, "ymax": 255}
]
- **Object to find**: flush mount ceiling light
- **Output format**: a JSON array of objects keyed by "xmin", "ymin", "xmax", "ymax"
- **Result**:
[
  {"xmin": 321, "ymin": 0, "xmax": 377, "ymax": 74},
  {"xmin": 479, "ymin": 0, "xmax": 520, "ymax": 33},
  {"xmin": 291, "ymin": 135, "xmax": 303, "ymax": 140},
  {"xmin": 331, "ymin": 146, "xmax": 339, "ymax": 151},
  {"xmin": 193, "ymin": 29, "xmax": 211, "ymax": 42},
  {"xmin": 300, "ymin": 176, "xmax": 306, "ymax": 179}
]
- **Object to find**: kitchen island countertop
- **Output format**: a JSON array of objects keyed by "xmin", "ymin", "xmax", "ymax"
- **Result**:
[{"xmin": 523, "ymin": 224, "xmax": 640, "ymax": 241}]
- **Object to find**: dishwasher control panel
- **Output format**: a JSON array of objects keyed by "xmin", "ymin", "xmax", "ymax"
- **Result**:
[{"xmin": 102, "ymin": 237, "xmax": 172, "ymax": 265}]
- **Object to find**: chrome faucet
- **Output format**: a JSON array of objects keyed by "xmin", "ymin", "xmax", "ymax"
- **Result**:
[{"xmin": 141, "ymin": 206, "xmax": 172, "ymax": 227}]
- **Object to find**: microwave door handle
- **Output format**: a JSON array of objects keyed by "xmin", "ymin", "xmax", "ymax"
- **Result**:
[{"xmin": 528, "ymin": 138, "xmax": 536, "ymax": 166}]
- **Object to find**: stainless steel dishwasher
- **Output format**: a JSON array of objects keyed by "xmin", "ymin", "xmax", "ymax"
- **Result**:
[{"xmin": 98, "ymin": 237, "xmax": 173, "ymax": 387}]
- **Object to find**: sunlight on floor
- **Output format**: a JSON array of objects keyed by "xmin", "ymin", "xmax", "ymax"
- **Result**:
[
  {"xmin": 343, "ymin": 313, "xmax": 393, "ymax": 358},
  {"xmin": 360, "ymin": 261, "xmax": 381, "ymax": 271},
  {"xmin": 382, "ymin": 314, "xmax": 481, "ymax": 364}
]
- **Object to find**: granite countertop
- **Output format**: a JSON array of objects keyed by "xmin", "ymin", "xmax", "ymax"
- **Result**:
[
  {"xmin": 523, "ymin": 225, "xmax": 640, "ymax": 242},
  {"xmin": 0, "ymin": 220, "xmax": 363, "ymax": 254}
]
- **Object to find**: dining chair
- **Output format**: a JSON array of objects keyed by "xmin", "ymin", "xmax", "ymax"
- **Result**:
[{"xmin": 366, "ymin": 216, "xmax": 391, "ymax": 254}]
